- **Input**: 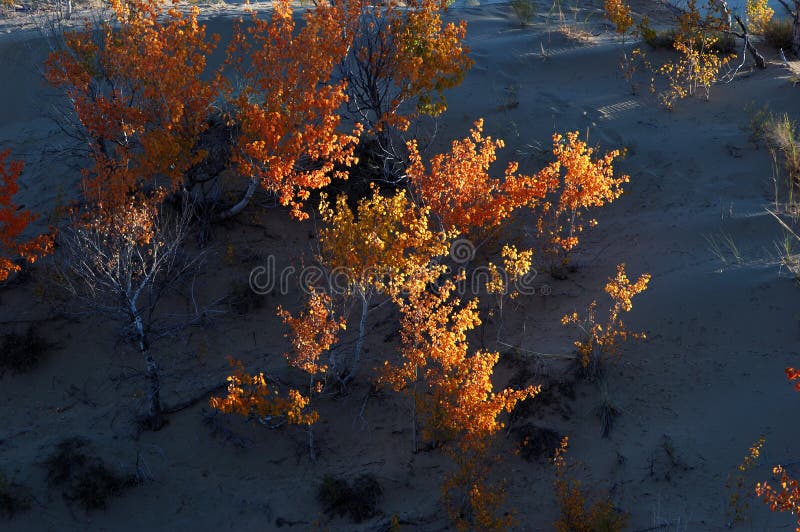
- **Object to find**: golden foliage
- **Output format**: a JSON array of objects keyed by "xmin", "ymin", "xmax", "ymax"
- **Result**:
[
  {"xmin": 654, "ymin": 0, "xmax": 735, "ymax": 109},
  {"xmin": 604, "ymin": 0, "xmax": 633, "ymax": 36},
  {"xmin": 553, "ymin": 437, "xmax": 628, "ymax": 532},
  {"xmin": 0, "ymin": 151, "xmax": 52, "ymax": 281},
  {"xmin": 383, "ymin": 275, "xmax": 537, "ymax": 529},
  {"xmin": 210, "ymin": 358, "xmax": 318, "ymax": 426},
  {"xmin": 318, "ymin": 185, "xmax": 450, "ymax": 297},
  {"xmin": 746, "ymin": 0, "xmax": 774, "ymax": 34},
  {"xmin": 562, "ymin": 264, "xmax": 650, "ymax": 376},
  {"xmin": 277, "ymin": 289, "xmax": 344, "ymax": 376}
]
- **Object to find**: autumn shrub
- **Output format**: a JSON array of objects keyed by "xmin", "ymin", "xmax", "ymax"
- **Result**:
[
  {"xmin": 764, "ymin": 18, "xmax": 794, "ymax": 51},
  {"xmin": 755, "ymin": 368, "xmax": 800, "ymax": 529},
  {"xmin": 0, "ymin": 150, "xmax": 52, "ymax": 281},
  {"xmin": 317, "ymin": 474, "xmax": 383, "ymax": 522},
  {"xmin": 0, "ymin": 473, "xmax": 32, "ymax": 518},
  {"xmin": 44, "ymin": 438, "xmax": 135, "ymax": 511},
  {"xmin": 553, "ymin": 437, "xmax": 628, "ymax": 532},
  {"xmin": 226, "ymin": 0, "xmax": 361, "ymax": 220},
  {"xmin": 604, "ymin": 0, "xmax": 633, "ymax": 37},
  {"xmin": 562, "ymin": 263, "xmax": 650, "ymax": 381},
  {"xmin": 725, "ymin": 437, "xmax": 764, "ymax": 526},
  {"xmin": 537, "ymin": 132, "xmax": 629, "ymax": 264}
]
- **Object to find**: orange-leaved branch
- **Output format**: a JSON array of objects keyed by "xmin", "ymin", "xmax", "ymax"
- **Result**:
[
  {"xmin": 562, "ymin": 263, "xmax": 650, "ymax": 379},
  {"xmin": 0, "ymin": 151, "xmax": 52, "ymax": 281},
  {"xmin": 227, "ymin": 0, "xmax": 361, "ymax": 220},
  {"xmin": 45, "ymin": 0, "xmax": 219, "ymax": 208}
]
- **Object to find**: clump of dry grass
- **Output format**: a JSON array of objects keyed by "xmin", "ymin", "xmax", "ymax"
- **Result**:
[{"xmin": 763, "ymin": 18, "xmax": 793, "ymax": 52}]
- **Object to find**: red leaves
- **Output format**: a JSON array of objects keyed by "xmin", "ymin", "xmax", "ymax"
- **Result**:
[{"xmin": 0, "ymin": 151, "xmax": 52, "ymax": 281}]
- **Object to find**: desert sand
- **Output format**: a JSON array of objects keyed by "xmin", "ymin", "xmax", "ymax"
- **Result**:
[{"xmin": 1, "ymin": 0, "xmax": 799, "ymax": 530}]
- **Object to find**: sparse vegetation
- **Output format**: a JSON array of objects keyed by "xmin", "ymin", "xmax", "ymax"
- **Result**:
[
  {"xmin": 0, "ymin": 473, "xmax": 32, "ymax": 518},
  {"xmin": 317, "ymin": 474, "xmax": 383, "ymax": 523},
  {"xmin": 44, "ymin": 438, "xmax": 135, "ymax": 511},
  {"xmin": 0, "ymin": 327, "xmax": 50, "ymax": 376}
]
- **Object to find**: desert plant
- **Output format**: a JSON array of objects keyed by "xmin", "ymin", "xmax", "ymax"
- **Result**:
[
  {"xmin": 317, "ymin": 474, "xmax": 383, "ymax": 522},
  {"xmin": 725, "ymin": 437, "xmax": 765, "ymax": 526},
  {"xmin": 553, "ymin": 437, "xmax": 629, "ymax": 532},
  {"xmin": 562, "ymin": 263, "xmax": 650, "ymax": 381},
  {"xmin": 317, "ymin": 185, "xmax": 450, "ymax": 383},
  {"xmin": 764, "ymin": 18, "xmax": 794, "ymax": 50},
  {"xmin": 0, "ymin": 327, "xmax": 51, "ymax": 376},
  {"xmin": 0, "ymin": 473, "xmax": 33, "ymax": 518},
  {"xmin": 341, "ymin": 0, "xmax": 472, "ymax": 137},
  {"xmin": 753, "ymin": 369, "xmax": 800, "ymax": 528},
  {"xmin": 44, "ymin": 438, "xmax": 135, "ymax": 511},
  {"xmin": 57, "ymin": 195, "xmax": 200, "ymax": 430},
  {"xmin": 511, "ymin": 0, "xmax": 536, "ymax": 25}
]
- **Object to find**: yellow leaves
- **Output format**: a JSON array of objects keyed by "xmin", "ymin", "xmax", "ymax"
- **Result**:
[
  {"xmin": 210, "ymin": 358, "xmax": 318, "ymax": 426},
  {"xmin": 604, "ymin": 0, "xmax": 633, "ymax": 35},
  {"xmin": 562, "ymin": 264, "xmax": 649, "ymax": 374},
  {"xmin": 746, "ymin": 0, "xmax": 774, "ymax": 34},
  {"xmin": 318, "ymin": 185, "xmax": 450, "ymax": 297},
  {"xmin": 538, "ymin": 131, "xmax": 628, "ymax": 259}
]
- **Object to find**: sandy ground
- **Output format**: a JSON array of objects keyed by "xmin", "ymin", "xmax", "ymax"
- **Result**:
[{"xmin": 1, "ymin": 0, "xmax": 800, "ymax": 530}]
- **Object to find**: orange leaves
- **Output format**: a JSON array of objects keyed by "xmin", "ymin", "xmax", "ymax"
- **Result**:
[
  {"xmin": 210, "ymin": 358, "xmax": 318, "ymax": 426},
  {"xmin": 539, "ymin": 131, "xmax": 629, "ymax": 258},
  {"xmin": 229, "ymin": 0, "xmax": 361, "ymax": 219},
  {"xmin": 277, "ymin": 289, "xmax": 343, "ymax": 376},
  {"xmin": 756, "ymin": 465, "xmax": 800, "ymax": 531},
  {"xmin": 46, "ymin": 0, "xmax": 219, "ymax": 208},
  {"xmin": 408, "ymin": 119, "xmax": 555, "ymax": 235},
  {"xmin": 318, "ymin": 185, "xmax": 450, "ymax": 296},
  {"xmin": 562, "ymin": 264, "xmax": 649, "ymax": 375},
  {"xmin": 755, "ymin": 371, "xmax": 800, "ymax": 530},
  {"xmin": 0, "ymin": 151, "xmax": 52, "ymax": 281},
  {"xmin": 787, "ymin": 367, "xmax": 800, "ymax": 391},
  {"xmin": 387, "ymin": 276, "xmax": 538, "ymax": 445},
  {"xmin": 407, "ymin": 121, "xmax": 627, "ymax": 261},
  {"xmin": 604, "ymin": 0, "xmax": 633, "ymax": 35}
]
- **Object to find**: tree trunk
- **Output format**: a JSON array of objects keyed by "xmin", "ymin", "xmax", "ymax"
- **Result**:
[
  {"xmin": 793, "ymin": 14, "xmax": 800, "ymax": 56},
  {"xmin": 216, "ymin": 176, "xmax": 259, "ymax": 220},
  {"xmin": 131, "ymin": 305, "xmax": 163, "ymax": 430},
  {"xmin": 344, "ymin": 295, "xmax": 369, "ymax": 384}
]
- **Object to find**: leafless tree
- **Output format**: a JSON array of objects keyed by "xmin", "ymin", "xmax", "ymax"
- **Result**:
[{"xmin": 57, "ymin": 196, "xmax": 203, "ymax": 430}]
